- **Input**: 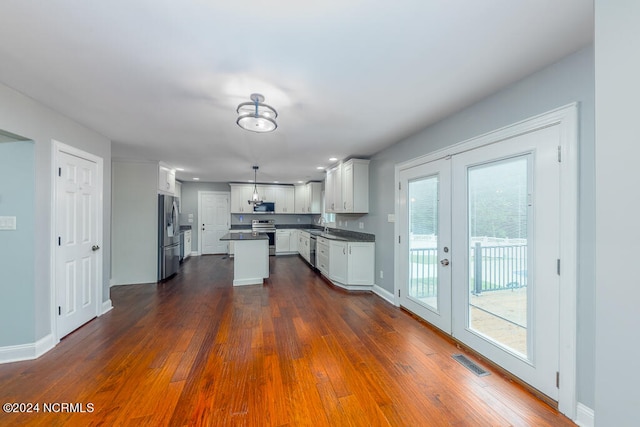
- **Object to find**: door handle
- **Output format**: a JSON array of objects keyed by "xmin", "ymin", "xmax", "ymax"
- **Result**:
[
  {"xmin": 440, "ymin": 259, "xmax": 450, "ymax": 266},
  {"xmin": 92, "ymin": 245, "xmax": 100, "ymax": 251}
]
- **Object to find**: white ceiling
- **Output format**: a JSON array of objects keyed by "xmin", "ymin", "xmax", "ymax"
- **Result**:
[{"xmin": 0, "ymin": 1, "xmax": 593, "ymax": 184}]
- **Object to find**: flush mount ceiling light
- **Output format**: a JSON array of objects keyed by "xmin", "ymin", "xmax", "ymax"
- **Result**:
[
  {"xmin": 248, "ymin": 166, "xmax": 263, "ymax": 206},
  {"xmin": 237, "ymin": 93, "xmax": 278, "ymax": 133}
]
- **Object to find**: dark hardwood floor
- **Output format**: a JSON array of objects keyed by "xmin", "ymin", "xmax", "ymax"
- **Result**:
[{"xmin": 0, "ymin": 255, "xmax": 575, "ymax": 426}]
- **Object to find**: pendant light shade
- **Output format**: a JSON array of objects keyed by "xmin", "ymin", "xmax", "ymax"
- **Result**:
[
  {"xmin": 248, "ymin": 166, "xmax": 263, "ymax": 206},
  {"xmin": 237, "ymin": 93, "xmax": 278, "ymax": 133}
]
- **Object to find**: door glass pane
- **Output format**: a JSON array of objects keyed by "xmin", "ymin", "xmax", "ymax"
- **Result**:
[
  {"xmin": 468, "ymin": 156, "xmax": 529, "ymax": 357},
  {"xmin": 408, "ymin": 175, "xmax": 439, "ymax": 311}
]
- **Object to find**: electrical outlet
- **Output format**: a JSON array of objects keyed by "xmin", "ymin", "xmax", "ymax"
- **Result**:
[
  {"xmin": 380, "ymin": 270, "xmax": 384, "ymax": 279},
  {"xmin": 297, "ymin": 218, "xmax": 300, "ymax": 222},
  {"xmin": 344, "ymin": 221, "xmax": 348, "ymax": 227},
  {"xmin": 359, "ymin": 222, "xmax": 364, "ymax": 229},
  {"xmin": 338, "ymin": 220, "xmax": 342, "ymax": 226},
  {"xmin": 239, "ymin": 215, "xmax": 243, "ymax": 222}
]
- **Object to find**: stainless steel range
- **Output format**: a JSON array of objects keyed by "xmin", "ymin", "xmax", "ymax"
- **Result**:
[{"xmin": 251, "ymin": 219, "xmax": 276, "ymax": 256}]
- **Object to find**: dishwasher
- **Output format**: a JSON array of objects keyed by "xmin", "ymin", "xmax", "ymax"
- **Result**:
[{"xmin": 309, "ymin": 235, "xmax": 317, "ymax": 268}]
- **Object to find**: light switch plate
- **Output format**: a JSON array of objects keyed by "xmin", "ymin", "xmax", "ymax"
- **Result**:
[
  {"xmin": 387, "ymin": 214, "xmax": 395, "ymax": 223},
  {"xmin": 0, "ymin": 216, "xmax": 17, "ymax": 230}
]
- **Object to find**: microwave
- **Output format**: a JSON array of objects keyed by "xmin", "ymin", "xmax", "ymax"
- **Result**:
[{"xmin": 253, "ymin": 202, "xmax": 275, "ymax": 213}]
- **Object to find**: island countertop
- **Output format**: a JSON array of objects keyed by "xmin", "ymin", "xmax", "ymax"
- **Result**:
[{"xmin": 220, "ymin": 232, "xmax": 269, "ymax": 241}]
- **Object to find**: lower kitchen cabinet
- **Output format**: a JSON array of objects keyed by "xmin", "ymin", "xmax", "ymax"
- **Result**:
[
  {"xmin": 276, "ymin": 229, "xmax": 295, "ymax": 254},
  {"xmin": 316, "ymin": 237, "xmax": 330, "ymax": 276},
  {"xmin": 326, "ymin": 240, "xmax": 374, "ymax": 289}
]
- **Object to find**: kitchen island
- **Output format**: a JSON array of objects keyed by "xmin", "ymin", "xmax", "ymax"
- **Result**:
[{"xmin": 220, "ymin": 232, "xmax": 269, "ymax": 286}]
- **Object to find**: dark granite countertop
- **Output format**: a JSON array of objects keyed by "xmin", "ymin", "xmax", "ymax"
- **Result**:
[{"xmin": 220, "ymin": 232, "xmax": 269, "ymax": 241}]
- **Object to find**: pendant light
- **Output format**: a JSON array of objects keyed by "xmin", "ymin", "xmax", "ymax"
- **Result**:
[
  {"xmin": 248, "ymin": 166, "xmax": 263, "ymax": 206},
  {"xmin": 236, "ymin": 93, "xmax": 278, "ymax": 133}
]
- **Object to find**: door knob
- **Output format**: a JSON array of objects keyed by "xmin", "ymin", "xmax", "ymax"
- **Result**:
[
  {"xmin": 440, "ymin": 259, "xmax": 450, "ymax": 266},
  {"xmin": 92, "ymin": 245, "xmax": 100, "ymax": 251}
]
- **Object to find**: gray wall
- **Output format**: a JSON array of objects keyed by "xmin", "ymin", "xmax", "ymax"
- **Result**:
[
  {"xmin": 334, "ymin": 46, "xmax": 595, "ymax": 408},
  {"xmin": 594, "ymin": 2, "xmax": 640, "ymax": 425},
  {"xmin": 0, "ymin": 141, "xmax": 35, "ymax": 345},
  {"xmin": 111, "ymin": 161, "xmax": 158, "ymax": 285},
  {"xmin": 0, "ymin": 81, "xmax": 111, "ymax": 346}
]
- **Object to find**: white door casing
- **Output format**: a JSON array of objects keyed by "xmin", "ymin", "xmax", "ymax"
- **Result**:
[
  {"xmin": 394, "ymin": 104, "xmax": 578, "ymax": 418},
  {"xmin": 53, "ymin": 141, "xmax": 103, "ymax": 339},
  {"xmin": 198, "ymin": 191, "xmax": 230, "ymax": 255}
]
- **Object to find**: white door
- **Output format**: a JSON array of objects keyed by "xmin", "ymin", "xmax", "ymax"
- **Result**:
[
  {"xmin": 398, "ymin": 125, "xmax": 563, "ymax": 401},
  {"xmin": 398, "ymin": 158, "xmax": 452, "ymax": 333},
  {"xmin": 55, "ymin": 149, "xmax": 100, "ymax": 338},
  {"xmin": 451, "ymin": 126, "xmax": 560, "ymax": 399},
  {"xmin": 199, "ymin": 192, "xmax": 230, "ymax": 255}
]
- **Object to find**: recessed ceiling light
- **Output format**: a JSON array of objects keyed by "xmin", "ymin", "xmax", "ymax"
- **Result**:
[
  {"xmin": 298, "ymin": 180, "xmax": 304, "ymax": 184},
  {"xmin": 193, "ymin": 177, "xmax": 200, "ymax": 181},
  {"xmin": 329, "ymin": 157, "xmax": 338, "ymax": 162},
  {"xmin": 175, "ymin": 167, "xmax": 185, "ymax": 171},
  {"xmin": 273, "ymin": 181, "xmax": 279, "ymax": 183},
  {"xmin": 316, "ymin": 166, "xmax": 324, "ymax": 170}
]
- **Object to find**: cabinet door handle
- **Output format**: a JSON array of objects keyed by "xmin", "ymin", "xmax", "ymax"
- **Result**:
[
  {"xmin": 343, "ymin": 247, "xmax": 346, "ymax": 255},
  {"xmin": 344, "ymin": 201, "xmax": 346, "ymax": 209}
]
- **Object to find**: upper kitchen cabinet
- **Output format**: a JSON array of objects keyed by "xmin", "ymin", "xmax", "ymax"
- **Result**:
[
  {"xmin": 273, "ymin": 186, "xmax": 295, "ymax": 213},
  {"xmin": 158, "ymin": 162, "xmax": 176, "ymax": 195},
  {"xmin": 342, "ymin": 159, "xmax": 369, "ymax": 213},
  {"xmin": 229, "ymin": 184, "xmax": 254, "ymax": 213},
  {"xmin": 295, "ymin": 184, "xmax": 307, "ymax": 213},
  {"xmin": 325, "ymin": 159, "xmax": 369, "ymax": 213},
  {"xmin": 325, "ymin": 164, "xmax": 342, "ymax": 213},
  {"xmin": 294, "ymin": 182, "xmax": 321, "ymax": 214}
]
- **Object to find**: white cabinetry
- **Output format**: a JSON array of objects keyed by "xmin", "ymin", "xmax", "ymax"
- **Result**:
[
  {"xmin": 290, "ymin": 229, "xmax": 299, "ymax": 253},
  {"xmin": 342, "ymin": 159, "xmax": 369, "ymax": 213},
  {"xmin": 276, "ymin": 229, "xmax": 293, "ymax": 253},
  {"xmin": 316, "ymin": 237, "xmax": 330, "ymax": 277},
  {"xmin": 274, "ymin": 186, "xmax": 295, "ymax": 213},
  {"xmin": 329, "ymin": 241, "xmax": 348, "ymax": 284},
  {"xmin": 325, "ymin": 159, "xmax": 369, "ymax": 213},
  {"xmin": 293, "ymin": 183, "xmax": 321, "ymax": 214},
  {"xmin": 230, "ymin": 184, "xmax": 254, "ymax": 213},
  {"xmin": 326, "ymin": 164, "xmax": 342, "ymax": 213},
  {"xmin": 298, "ymin": 231, "xmax": 311, "ymax": 263},
  {"xmin": 231, "ymin": 184, "xmax": 296, "ymax": 214},
  {"xmin": 325, "ymin": 240, "xmax": 375, "ymax": 289},
  {"xmin": 184, "ymin": 230, "xmax": 192, "ymax": 258},
  {"xmin": 295, "ymin": 185, "xmax": 307, "ymax": 213},
  {"xmin": 158, "ymin": 163, "xmax": 176, "ymax": 195}
]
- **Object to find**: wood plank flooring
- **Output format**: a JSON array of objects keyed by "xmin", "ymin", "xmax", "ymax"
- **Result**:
[{"xmin": 0, "ymin": 255, "xmax": 575, "ymax": 426}]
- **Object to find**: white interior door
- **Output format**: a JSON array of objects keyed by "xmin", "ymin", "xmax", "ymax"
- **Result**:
[
  {"xmin": 199, "ymin": 192, "xmax": 230, "ymax": 255},
  {"xmin": 55, "ymin": 149, "xmax": 100, "ymax": 338},
  {"xmin": 398, "ymin": 158, "xmax": 452, "ymax": 333}
]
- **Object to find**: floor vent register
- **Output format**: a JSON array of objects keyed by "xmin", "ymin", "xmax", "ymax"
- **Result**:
[{"xmin": 452, "ymin": 353, "xmax": 490, "ymax": 377}]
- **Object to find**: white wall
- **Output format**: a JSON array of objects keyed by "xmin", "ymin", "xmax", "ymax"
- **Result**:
[
  {"xmin": 0, "ymin": 82, "xmax": 111, "ymax": 346},
  {"xmin": 111, "ymin": 161, "xmax": 158, "ymax": 285},
  {"xmin": 594, "ymin": 2, "xmax": 640, "ymax": 425}
]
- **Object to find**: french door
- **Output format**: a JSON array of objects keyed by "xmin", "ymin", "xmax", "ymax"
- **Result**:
[{"xmin": 398, "ymin": 124, "xmax": 562, "ymax": 400}]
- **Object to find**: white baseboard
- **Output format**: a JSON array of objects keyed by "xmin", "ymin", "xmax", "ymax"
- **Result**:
[
  {"xmin": 373, "ymin": 284, "xmax": 397, "ymax": 306},
  {"xmin": 0, "ymin": 333, "xmax": 56, "ymax": 364},
  {"xmin": 101, "ymin": 299, "xmax": 113, "ymax": 315},
  {"xmin": 575, "ymin": 402, "xmax": 594, "ymax": 427}
]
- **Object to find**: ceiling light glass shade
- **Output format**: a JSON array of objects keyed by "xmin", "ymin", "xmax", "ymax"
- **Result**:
[
  {"xmin": 237, "ymin": 93, "xmax": 278, "ymax": 133},
  {"xmin": 247, "ymin": 166, "xmax": 263, "ymax": 205}
]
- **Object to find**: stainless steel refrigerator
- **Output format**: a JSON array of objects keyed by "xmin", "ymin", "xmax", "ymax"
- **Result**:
[{"xmin": 158, "ymin": 194, "xmax": 180, "ymax": 280}]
